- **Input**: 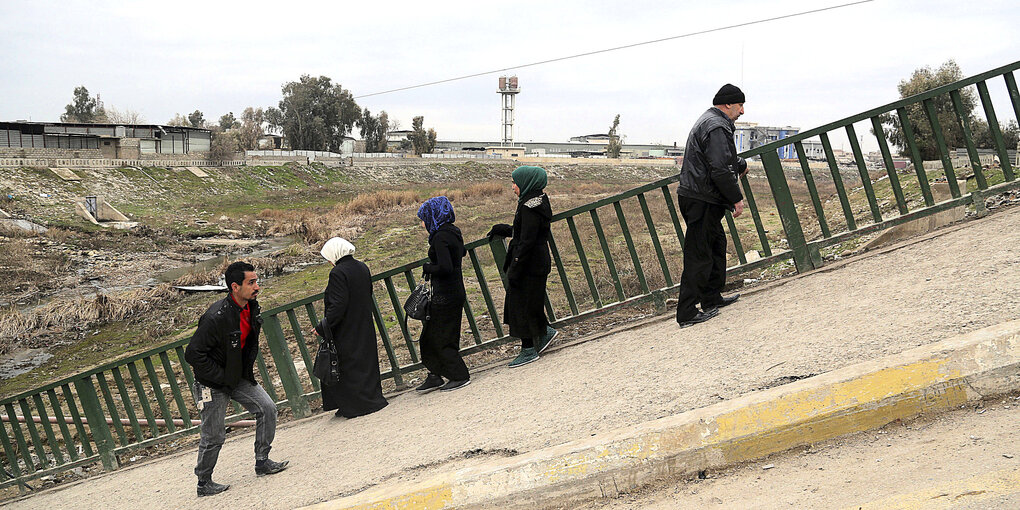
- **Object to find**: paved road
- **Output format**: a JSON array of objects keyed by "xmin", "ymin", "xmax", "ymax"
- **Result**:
[
  {"xmin": 5, "ymin": 206, "xmax": 1020, "ymax": 509},
  {"xmin": 586, "ymin": 395, "xmax": 1020, "ymax": 509}
]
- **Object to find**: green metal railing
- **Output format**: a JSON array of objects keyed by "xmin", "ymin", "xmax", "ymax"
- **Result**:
[{"xmin": 3, "ymin": 59, "xmax": 1019, "ymax": 493}]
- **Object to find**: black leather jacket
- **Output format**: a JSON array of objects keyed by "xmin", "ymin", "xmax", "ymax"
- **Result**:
[
  {"xmin": 676, "ymin": 107, "xmax": 746, "ymax": 209},
  {"xmin": 184, "ymin": 294, "xmax": 262, "ymax": 391}
]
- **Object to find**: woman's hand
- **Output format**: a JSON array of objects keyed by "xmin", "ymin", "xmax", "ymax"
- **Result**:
[
  {"xmin": 486, "ymin": 223, "xmax": 512, "ymax": 240},
  {"xmin": 309, "ymin": 325, "xmax": 321, "ymax": 337}
]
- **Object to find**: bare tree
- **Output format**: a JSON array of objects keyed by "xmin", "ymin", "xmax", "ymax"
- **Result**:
[
  {"xmin": 105, "ymin": 105, "xmax": 145, "ymax": 124},
  {"xmin": 238, "ymin": 107, "xmax": 265, "ymax": 150},
  {"xmin": 167, "ymin": 113, "xmax": 190, "ymax": 126}
]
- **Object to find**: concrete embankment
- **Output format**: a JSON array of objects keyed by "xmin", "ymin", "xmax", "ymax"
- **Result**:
[{"xmin": 305, "ymin": 320, "xmax": 1020, "ymax": 509}]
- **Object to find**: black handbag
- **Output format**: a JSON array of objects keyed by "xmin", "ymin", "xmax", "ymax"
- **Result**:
[
  {"xmin": 313, "ymin": 319, "xmax": 341, "ymax": 385},
  {"xmin": 403, "ymin": 280, "xmax": 432, "ymax": 339}
]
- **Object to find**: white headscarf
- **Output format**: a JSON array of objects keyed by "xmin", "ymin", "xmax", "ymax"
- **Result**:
[{"xmin": 320, "ymin": 237, "xmax": 356, "ymax": 264}]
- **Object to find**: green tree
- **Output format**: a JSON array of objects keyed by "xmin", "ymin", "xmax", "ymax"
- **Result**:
[
  {"xmin": 209, "ymin": 128, "xmax": 239, "ymax": 161},
  {"xmin": 218, "ymin": 112, "xmax": 239, "ymax": 131},
  {"xmin": 409, "ymin": 115, "xmax": 436, "ymax": 155},
  {"xmin": 188, "ymin": 110, "xmax": 205, "ymax": 128},
  {"xmin": 359, "ymin": 108, "xmax": 390, "ymax": 153},
  {"xmin": 273, "ymin": 75, "xmax": 360, "ymax": 152},
  {"xmin": 877, "ymin": 60, "xmax": 975, "ymax": 160},
  {"xmin": 971, "ymin": 118, "xmax": 1019, "ymax": 153},
  {"xmin": 238, "ymin": 107, "xmax": 265, "ymax": 150},
  {"xmin": 61, "ymin": 86, "xmax": 106, "ymax": 123},
  {"xmin": 606, "ymin": 114, "xmax": 622, "ymax": 158}
]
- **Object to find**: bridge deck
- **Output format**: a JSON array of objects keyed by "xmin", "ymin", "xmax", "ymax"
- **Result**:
[{"xmin": 8, "ymin": 206, "xmax": 1020, "ymax": 510}]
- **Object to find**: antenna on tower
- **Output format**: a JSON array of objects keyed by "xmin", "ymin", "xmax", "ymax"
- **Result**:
[{"xmin": 497, "ymin": 76, "xmax": 520, "ymax": 147}]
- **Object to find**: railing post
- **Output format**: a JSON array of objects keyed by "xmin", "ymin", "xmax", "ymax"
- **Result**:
[
  {"xmin": 262, "ymin": 314, "xmax": 311, "ymax": 419},
  {"xmin": 72, "ymin": 376, "xmax": 119, "ymax": 472},
  {"xmin": 488, "ymin": 237, "xmax": 510, "ymax": 288},
  {"xmin": 760, "ymin": 151, "xmax": 817, "ymax": 273}
]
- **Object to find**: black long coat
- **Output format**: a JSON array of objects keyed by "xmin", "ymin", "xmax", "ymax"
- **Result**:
[
  {"xmin": 503, "ymin": 190, "xmax": 552, "ymax": 339},
  {"xmin": 316, "ymin": 255, "xmax": 388, "ymax": 418},
  {"xmin": 419, "ymin": 223, "xmax": 469, "ymax": 381}
]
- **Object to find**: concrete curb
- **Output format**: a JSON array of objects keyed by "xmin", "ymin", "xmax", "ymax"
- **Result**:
[{"xmin": 300, "ymin": 320, "xmax": 1020, "ymax": 510}]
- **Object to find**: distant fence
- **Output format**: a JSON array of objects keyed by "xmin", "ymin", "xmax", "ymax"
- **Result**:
[
  {"xmin": 422, "ymin": 153, "xmax": 503, "ymax": 160},
  {"xmin": 246, "ymin": 150, "xmax": 344, "ymax": 160},
  {"xmin": 3, "ymin": 59, "xmax": 1020, "ymax": 494}
]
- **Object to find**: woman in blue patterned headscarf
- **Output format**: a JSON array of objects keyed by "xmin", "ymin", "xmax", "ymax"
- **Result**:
[
  {"xmin": 417, "ymin": 196, "xmax": 456, "ymax": 236},
  {"xmin": 413, "ymin": 196, "xmax": 470, "ymax": 393}
]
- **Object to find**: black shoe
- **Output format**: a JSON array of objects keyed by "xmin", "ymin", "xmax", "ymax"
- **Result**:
[
  {"xmin": 439, "ymin": 379, "xmax": 471, "ymax": 392},
  {"xmin": 677, "ymin": 308, "xmax": 719, "ymax": 328},
  {"xmin": 255, "ymin": 458, "xmax": 289, "ymax": 476},
  {"xmin": 415, "ymin": 373, "xmax": 445, "ymax": 394},
  {"xmin": 704, "ymin": 294, "xmax": 740, "ymax": 309},
  {"xmin": 197, "ymin": 480, "xmax": 229, "ymax": 497}
]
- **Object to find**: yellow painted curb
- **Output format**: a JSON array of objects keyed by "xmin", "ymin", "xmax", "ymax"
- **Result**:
[{"xmin": 301, "ymin": 320, "xmax": 1020, "ymax": 510}]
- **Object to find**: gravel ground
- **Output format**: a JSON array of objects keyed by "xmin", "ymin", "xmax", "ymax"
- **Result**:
[{"xmin": 5, "ymin": 205, "xmax": 1019, "ymax": 509}]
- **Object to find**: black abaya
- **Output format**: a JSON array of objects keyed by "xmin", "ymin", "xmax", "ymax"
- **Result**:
[
  {"xmin": 502, "ymin": 191, "xmax": 552, "ymax": 339},
  {"xmin": 316, "ymin": 255, "xmax": 388, "ymax": 418},
  {"xmin": 419, "ymin": 224, "xmax": 469, "ymax": 381}
]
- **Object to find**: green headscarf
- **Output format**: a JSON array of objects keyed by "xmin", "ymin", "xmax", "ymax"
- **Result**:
[{"xmin": 512, "ymin": 165, "xmax": 547, "ymax": 202}]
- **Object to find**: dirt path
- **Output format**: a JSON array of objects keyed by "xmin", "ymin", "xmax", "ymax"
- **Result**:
[
  {"xmin": 6, "ymin": 206, "xmax": 1020, "ymax": 509},
  {"xmin": 584, "ymin": 395, "xmax": 1020, "ymax": 509}
]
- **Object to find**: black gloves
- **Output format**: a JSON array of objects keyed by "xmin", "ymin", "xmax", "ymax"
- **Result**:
[{"xmin": 486, "ymin": 224, "xmax": 512, "ymax": 240}]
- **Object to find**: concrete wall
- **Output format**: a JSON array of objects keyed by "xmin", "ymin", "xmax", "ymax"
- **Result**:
[
  {"xmin": 0, "ymin": 157, "xmax": 245, "ymax": 168},
  {"xmin": 138, "ymin": 152, "xmax": 211, "ymax": 161},
  {"xmin": 117, "ymin": 138, "xmax": 141, "ymax": 159},
  {"xmin": 0, "ymin": 147, "xmax": 104, "ymax": 159},
  {"xmin": 515, "ymin": 156, "xmax": 678, "ymax": 167}
]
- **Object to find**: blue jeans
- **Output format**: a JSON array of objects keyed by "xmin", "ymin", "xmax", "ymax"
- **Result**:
[{"xmin": 193, "ymin": 379, "xmax": 277, "ymax": 482}]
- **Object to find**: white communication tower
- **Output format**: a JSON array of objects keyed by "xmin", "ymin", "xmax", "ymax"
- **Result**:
[{"xmin": 498, "ymin": 76, "xmax": 520, "ymax": 147}]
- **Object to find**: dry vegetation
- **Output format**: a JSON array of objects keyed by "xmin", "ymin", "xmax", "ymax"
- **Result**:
[
  {"xmin": 0, "ymin": 253, "xmax": 301, "ymax": 356},
  {"xmin": 260, "ymin": 181, "xmax": 509, "ymax": 244}
]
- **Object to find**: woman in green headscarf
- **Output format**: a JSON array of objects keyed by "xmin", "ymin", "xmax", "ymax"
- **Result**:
[{"xmin": 486, "ymin": 166, "xmax": 559, "ymax": 367}]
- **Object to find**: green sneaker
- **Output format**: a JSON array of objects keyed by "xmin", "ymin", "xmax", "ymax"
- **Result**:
[
  {"xmin": 508, "ymin": 347, "xmax": 539, "ymax": 368},
  {"xmin": 536, "ymin": 326, "xmax": 559, "ymax": 354}
]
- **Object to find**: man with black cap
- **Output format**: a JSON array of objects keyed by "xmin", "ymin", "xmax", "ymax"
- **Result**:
[{"xmin": 674, "ymin": 83, "xmax": 747, "ymax": 328}]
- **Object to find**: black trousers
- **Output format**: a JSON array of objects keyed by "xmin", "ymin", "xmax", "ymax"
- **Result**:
[
  {"xmin": 675, "ymin": 196, "xmax": 728, "ymax": 321},
  {"xmin": 419, "ymin": 299, "xmax": 470, "ymax": 381}
]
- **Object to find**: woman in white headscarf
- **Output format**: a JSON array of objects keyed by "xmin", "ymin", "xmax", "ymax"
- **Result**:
[{"xmin": 312, "ymin": 237, "xmax": 388, "ymax": 418}]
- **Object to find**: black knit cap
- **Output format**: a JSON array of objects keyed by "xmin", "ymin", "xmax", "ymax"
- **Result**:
[{"xmin": 712, "ymin": 83, "xmax": 745, "ymax": 105}]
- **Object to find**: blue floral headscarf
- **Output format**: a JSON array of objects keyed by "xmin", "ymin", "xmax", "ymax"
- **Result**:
[{"xmin": 417, "ymin": 196, "xmax": 455, "ymax": 235}]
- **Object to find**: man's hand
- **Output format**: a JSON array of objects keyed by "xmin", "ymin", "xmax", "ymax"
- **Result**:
[
  {"xmin": 740, "ymin": 166, "xmax": 750, "ymax": 177},
  {"xmin": 733, "ymin": 200, "xmax": 745, "ymax": 218},
  {"xmin": 308, "ymin": 325, "xmax": 320, "ymax": 337}
]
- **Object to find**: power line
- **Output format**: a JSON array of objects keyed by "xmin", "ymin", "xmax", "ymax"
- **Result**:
[{"xmin": 354, "ymin": 0, "xmax": 874, "ymax": 99}]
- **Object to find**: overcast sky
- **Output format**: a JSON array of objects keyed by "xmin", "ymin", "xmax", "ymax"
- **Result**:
[{"xmin": 2, "ymin": 0, "xmax": 1018, "ymax": 151}]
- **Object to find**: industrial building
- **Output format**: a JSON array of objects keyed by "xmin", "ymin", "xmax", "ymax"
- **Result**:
[
  {"xmin": 0, "ymin": 121, "xmax": 211, "ymax": 158},
  {"xmin": 733, "ymin": 122, "xmax": 803, "ymax": 159}
]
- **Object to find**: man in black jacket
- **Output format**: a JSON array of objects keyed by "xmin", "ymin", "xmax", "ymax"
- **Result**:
[
  {"xmin": 675, "ymin": 84, "xmax": 748, "ymax": 328},
  {"xmin": 184, "ymin": 261, "xmax": 288, "ymax": 497}
]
